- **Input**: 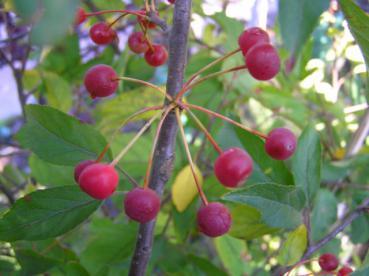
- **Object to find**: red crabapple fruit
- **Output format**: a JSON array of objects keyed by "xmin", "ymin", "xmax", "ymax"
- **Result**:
[
  {"xmin": 144, "ymin": 44, "xmax": 168, "ymax": 67},
  {"xmin": 238, "ymin": 27, "xmax": 270, "ymax": 56},
  {"xmin": 245, "ymin": 43, "xmax": 280, "ymax": 80},
  {"xmin": 124, "ymin": 187, "xmax": 161, "ymax": 223},
  {"xmin": 318, "ymin": 253, "xmax": 339, "ymax": 271},
  {"xmin": 78, "ymin": 163, "xmax": 119, "ymax": 200},
  {"xmin": 89, "ymin": 22, "xmax": 117, "ymax": 45},
  {"xmin": 265, "ymin": 128, "xmax": 297, "ymax": 160},
  {"xmin": 197, "ymin": 202, "xmax": 232, "ymax": 237},
  {"xmin": 84, "ymin": 64, "xmax": 119, "ymax": 98},
  {"xmin": 214, "ymin": 148, "xmax": 253, "ymax": 188}
]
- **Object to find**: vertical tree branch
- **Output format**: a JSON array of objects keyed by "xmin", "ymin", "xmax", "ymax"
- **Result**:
[{"xmin": 128, "ymin": 1, "xmax": 192, "ymax": 275}]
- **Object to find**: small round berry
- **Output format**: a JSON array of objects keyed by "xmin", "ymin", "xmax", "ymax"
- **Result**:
[
  {"xmin": 197, "ymin": 202, "xmax": 232, "ymax": 237},
  {"xmin": 124, "ymin": 187, "xmax": 161, "ymax": 223},
  {"xmin": 265, "ymin": 128, "xmax": 297, "ymax": 160},
  {"xmin": 245, "ymin": 43, "xmax": 280, "ymax": 80},
  {"xmin": 238, "ymin": 27, "xmax": 270, "ymax": 56},
  {"xmin": 74, "ymin": 160, "xmax": 95, "ymax": 182},
  {"xmin": 137, "ymin": 9, "xmax": 157, "ymax": 29},
  {"xmin": 214, "ymin": 148, "xmax": 253, "ymax": 188},
  {"xmin": 75, "ymin": 8, "xmax": 87, "ymax": 25},
  {"xmin": 128, "ymin": 32, "xmax": 149, "ymax": 54},
  {"xmin": 89, "ymin": 22, "xmax": 116, "ymax": 45},
  {"xmin": 337, "ymin": 266, "xmax": 353, "ymax": 276},
  {"xmin": 318, "ymin": 253, "xmax": 339, "ymax": 271},
  {"xmin": 168, "ymin": 0, "xmax": 176, "ymax": 3},
  {"xmin": 84, "ymin": 64, "xmax": 119, "ymax": 98},
  {"xmin": 144, "ymin": 44, "xmax": 168, "ymax": 67},
  {"xmin": 78, "ymin": 163, "xmax": 119, "ymax": 200}
]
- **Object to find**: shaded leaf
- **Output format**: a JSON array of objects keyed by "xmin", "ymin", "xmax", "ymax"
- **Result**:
[
  {"xmin": 292, "ymin": 125, "xmax": 321, "ymax": 206},
  {"xmin": 17, "ymin": 105, "xmax": 111, "ymax": 166},
  {"xmin": 188, "ymin": 254, "xmax": 228, "ymax": 276},
  {"xmin": 0, "ymin": 186, "xmax": 100, "ymax": 241},
  {"xmin": 311, "ymin": 189, "xmax": 337, "ymax": 241},
  {"xmin": 340, "ymin": 0, "xmax": 369, "ymax": 68},
  {"xmin": 29, "ymin": 154, "xmax": 75, "ymax": 187},
  {"xmin": 229, "ymin": 205, "xmax": 279, "ymax": 240},
  {"xmin": 80, "ymin": 218, "xmax": 137, "ymax": 275},
  {"xmin": 16, "ymin": 249, "xmax": 58, "ymax": 275},
  {"xmin": 278, "ymin": 225, "xmax": 308, "ymax": 265},
  {"xmin": 214, "ymin": 235, "xmax": 249, "ymax": 276},
  {"xmin": 223, "ymin": 183, "xmax": 305, "ymax": 229},
  {"xmin": 279, "ymin": 0, "xmax": 330, "ymax": 56}
]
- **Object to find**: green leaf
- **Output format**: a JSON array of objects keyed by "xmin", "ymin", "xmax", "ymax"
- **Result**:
[
  {"xmin": 16, "ymin": 249, "xmax": 58, "ymax": 275},
  {"xmin": 229, "ymin": 205, "xmax": 279, "ymax": 240},
  {"xmin": 340, "ymin": 0, "xmax": 369, "ymax": 68},
  {"xmin": 80, "ymin": 218, "xmax": 137, "ymax": 275},
  {"xmin": 213, "ymin": 13, "xmax": 244, "ymax": 51},
  {"xmin": 30, "ymin": 1, "xmax": 79, "ymax": 45},
  {"xmin": 311, "ymin": 189, "xmax": 337, "ymax": 241},
  {"xmin": 29, "ymin": 154, "xmax": 75, "ymax": 187},
  {"xmin": 93, "ymin": 87, "xmax": 163, "ymax": 134},
  {"xmin": 292, "ymin": 125, "xmax": 321, "ymax": 206},
  {"xmin": 0, "ymin": 186, "xmax": 100, "ymax": 241},
  {"xmin": 17, "ymin": 105, "xmax": 111, "ymax": 166},
  {"xmin": 214, "ymin": 235, "xmax": 249, "ymax": 276},
  {"xmin": 41, "ymin": 35, "xmax": 81, "ymax": 80},
  {"xmin": 188, "ymin": 254, "xmax": 228, "ymax": 276},
  {"xmin": 223, "ymin": 183, "xmax": 305, "ymax": 229},
  {"xmin": 41, "ymin": 72, "xmax": 72, "ymax": 112},
  {"xmin": 352, "ymin": 266, "xmax": 369, "ymax": 276},
  {"xmin": 279, "ymin": 0, "xmax": 330, "ymax": 56},
  {"xmin": 235, "ymin": 127, "xmax": 294, "ymax": 185},
  {"xmin": 278, "ymin": 225, "xmax": 308, "ymax": 265}
]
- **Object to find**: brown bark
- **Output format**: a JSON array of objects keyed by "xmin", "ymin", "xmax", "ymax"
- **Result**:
[{"xmin": 128, "ymin": 1, "xmax": 192, "ymax": 275}]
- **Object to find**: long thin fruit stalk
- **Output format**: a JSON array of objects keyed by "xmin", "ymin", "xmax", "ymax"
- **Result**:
[
  {"xmin": 96, "ymin": 105, "xmax": 163, "ymax": 163},
  {"xmin": 184, "ymin": 107, "xmax": 223, "ymax": 154},
  {"xmin": 176, "ymin": 48, "xmax": 241, "ymax": 99},
  {"xmin": 115, "ymin": 77, "xmax": 172, "ymax": 101},
  {"xmin": 111, "ymin": 112, "xmax": 161, "ymax": 166},
  {"xmin": 137, "ymin": 21, "xmax": 155, "ymax": 52},
  {"xmin": 87, "ymin": 10, "xmax": 144, "ymax": 17},
  {"xmin": 143, "ymin": 105, "xmax": 175, "ymax": 188},
  {"xmin": 184, "ymin": 103, "xmax": 267, "ymax": 139},
  {"xmin": 175, "ymin": 108, "xmax": 208, "ymax": 205},
  {"xmin": 182, "ymin": 65, "xmax": 247, "ymax": 94}
]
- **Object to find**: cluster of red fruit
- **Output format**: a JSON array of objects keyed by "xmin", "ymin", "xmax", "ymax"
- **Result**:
[
  {"xmin": 238, "ymin": 27, "xmax": 280, "ymax": 81},
  {"xmin": 318, "ymin": 253, "xmax": 353, "ymax": 276},
  {"xmin": 74, "ymin": 160, "xmax": 161, "ymax": 223},
  {"xmin": 76, "ymin": 21, "xmax": 296, "ymax": 238},
  {"xmin": 75, "ymin": 7, "xmax": 168, "ymax": 68}
]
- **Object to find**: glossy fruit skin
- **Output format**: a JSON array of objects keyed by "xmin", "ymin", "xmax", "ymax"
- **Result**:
[
  {"xmin": 75, "ymin": 8, "xmax": 87, "ymax": 25},
  {"xmin": 245, "ymin": 43, "xmax": 280, "ymax": 81},
  {"xmin": 74, "ymin": 160, "xmax": 95, "ymax": 182},
  {"xmin": 214, "ymin": 148, "xmax": 253, "ymax": 188},
  {"xmin": 318, "ymin": 253, "xmax": 339, "ymax": 271},
  {"xmin": 78, "ymin": 163, "xmax": 119, "ymax": 200},
  {"xmin": 89, "ymin": 22, "xmax": 116, "ymax": 45},
  {"xmin": 137, "ymin": 10, "xmax": 157, "ymax": 29},
  {"xmin": 337, "ymin": 266, "xmax": 353, "ymax": 276},
  {"xmin": 124, "ymin": 187, "xmax": 161, "ymax": 223},
  {"xmin": 84, "ymin": 64, "xmax": 119, "ymax": 98},
  {"xmin": 265, "ymin": 128, "xmax": 297, "ymax": 160},
  {"xmin": 128, "ymin": 32, "xmax": 149, "ymax": 54},
  {"xmin": 238, "ymin": 27, "xmax": 270, "ymax": 56},
  {"xmin": 197, "ymin": 202, "xmax": 232, "ymax": 237},
  {"xmin": 144, "ymin": 44, "xmax": 168, "ymax": 67}
]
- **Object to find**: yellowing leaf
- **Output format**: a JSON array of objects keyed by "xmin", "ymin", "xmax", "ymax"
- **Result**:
[
  {"xmin": 278, "ymin": 224, "xmax": 307, "ymax": 266},
  {"xmin": 172, "ymin": 165, "xmax": 203, "ymax": 212},
  {"xmin": 4, "ymin": 0, "xmax": 14, "ymax": 11}
]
